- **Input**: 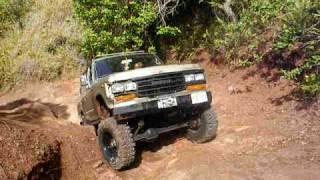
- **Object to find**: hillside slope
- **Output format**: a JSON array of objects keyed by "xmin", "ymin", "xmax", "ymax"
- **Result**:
[
  {"xmin": 0, "ymin": 0, "xmax": 81, "ymax": 90},
  {"xmin": 0, "ymin": 66, "xmax": 319, "ymax": 179}
]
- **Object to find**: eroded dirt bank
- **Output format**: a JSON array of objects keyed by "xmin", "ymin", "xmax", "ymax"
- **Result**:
[{"xmin": 0, "ymin": 66, "xmax": 319, "ymax": 179}]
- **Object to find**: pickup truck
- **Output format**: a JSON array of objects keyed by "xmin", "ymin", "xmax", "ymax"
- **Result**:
[{"xmin": 78, "ymin": 51, "xmax": 218, "ymax": 170}]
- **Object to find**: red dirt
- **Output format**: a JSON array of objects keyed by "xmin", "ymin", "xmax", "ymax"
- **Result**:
[
  {"xmin": 0, "ymin": 65, "xmax": 319, "ymax": 179},
  {"xmin": 0, "ymin": 123, "xmax": 60, "ymax": 179}
]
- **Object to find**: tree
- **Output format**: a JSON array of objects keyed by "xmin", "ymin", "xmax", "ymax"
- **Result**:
[
  {"xmin": 156, "ymin": 0, "xmax": 185, "ymax": 25},
  {"xmin": 206, "ymin": 0, "xmax": 237, "ymax": 22},
  {"xmin": 74, "ymin": 0, "xmax": 182, "ymax": 58}
]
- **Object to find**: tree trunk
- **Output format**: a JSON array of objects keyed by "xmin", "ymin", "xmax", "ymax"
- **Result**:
[{"xmin": 223, "ymin": 0, "xmax": 237, "ymax": 23}]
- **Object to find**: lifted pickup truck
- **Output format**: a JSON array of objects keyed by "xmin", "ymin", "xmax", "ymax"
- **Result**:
[{"xmin": 78, "ymin": 51, "xmax": 218, "ymax": 170}]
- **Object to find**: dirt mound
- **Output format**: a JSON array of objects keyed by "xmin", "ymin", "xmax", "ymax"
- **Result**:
[
  {"xmin": 0, "ymin": 98, "xmax": 69, "ymax": 123},
  {"xmin": 0, "ymin": 124, "xmax": 61, "ymax": 179},
  {"xmin": 0, "ymin": 87, "xmax": 101, "ymax": 179},
  {"xmin": 0, "ymin": 97, "xmax": 66, "ymax": 179}
]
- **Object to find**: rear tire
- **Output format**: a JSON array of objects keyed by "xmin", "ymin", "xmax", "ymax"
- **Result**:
[
  {"xmin": 187, "ymin": 107, "xmax": 218, "ymax": 143},
  {"xmin": 97, "ymin": 118, "xmax": 136, "ymax": 170}
]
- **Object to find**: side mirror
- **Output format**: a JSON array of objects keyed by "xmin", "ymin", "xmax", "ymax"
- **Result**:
[{"xmin": 80, "ymin": 75, "xmax": 88, "ymax": 86}]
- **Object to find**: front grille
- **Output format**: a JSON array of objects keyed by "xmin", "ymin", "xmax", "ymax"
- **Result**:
[{"xmin": 134, "ymin": 72, "xmax": 186, "ymax": 97}]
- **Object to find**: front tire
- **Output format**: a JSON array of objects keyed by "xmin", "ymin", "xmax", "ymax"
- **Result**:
[
  {"xmin": 97, "ymin": 118, "xmax": 136, "ymax": 170},
  {"xmin": 187, "ymin": 107, "xmax": 218, "ymax": 143}
]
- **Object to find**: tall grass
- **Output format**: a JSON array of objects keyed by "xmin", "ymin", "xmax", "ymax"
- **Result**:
[
  {"xmin": 0, "ymin": 0, "xmax": 32, "ymax": 36},
  {"xmin": 0, "ymin": 0, "xmax": 82, "ymax": 90}
]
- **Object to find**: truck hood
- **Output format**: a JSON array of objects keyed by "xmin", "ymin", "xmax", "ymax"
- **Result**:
[{"xmin": 103, "ymin": 64, "xmax": 202, "ymax": 83}]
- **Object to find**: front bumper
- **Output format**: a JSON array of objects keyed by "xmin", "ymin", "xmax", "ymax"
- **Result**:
[{"xmin": 113, "ymin": 91, "xmax": 212, "ymax": 116}]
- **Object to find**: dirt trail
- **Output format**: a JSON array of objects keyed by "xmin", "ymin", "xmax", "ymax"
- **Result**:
[{"xmin": 0, "ymin": 66, "xmax": 319, "ymax": 179}]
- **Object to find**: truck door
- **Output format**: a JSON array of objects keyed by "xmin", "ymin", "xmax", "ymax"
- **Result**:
[{"xmin": 82, "ymin": 68, "xmax": 96, "ymax": 120}]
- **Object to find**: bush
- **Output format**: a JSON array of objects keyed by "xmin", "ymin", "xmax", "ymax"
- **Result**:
[
  {"xmin": 203, "ymin": 0, "xmax": 285, "ymax": 62},
  {"xmin": 274, "ymin": 0, "xmax": 320, "ymax": 95},
  {"xmin": 0, "ymin": 0, "xmax": 31, "ymax": 89},
  {"xmin": 74, "ymin": 0, "xmax": 158, "ymax": 57},
  {"xmin": 0, "ymin": 0, "xmax": 82, "ymax": 90},
  {"xmin": 74, "ymin": 0, "xmax": 183, "ymax": 58},
  {"xmin": 0, "ymin": 54, "xmax": 17, "ymax": 89},
  {"xmin": 302, "ymin": 74, "xmax": 320, "ymax": 95},
  {"xmin": 0, "ymin": 0, "xmax": 32, "ymax": 36},
  {"xmin": 202, "ymin": 0, "xmax": 319, "ymax": 95}
]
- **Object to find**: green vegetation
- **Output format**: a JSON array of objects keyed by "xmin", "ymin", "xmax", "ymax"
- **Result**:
[
  {"xmin": 0, "ymin": 0, "xmax": 82, "ymax": 90},
  {"xmin": 168, "ymin": 0, "xmax": 319, "ymax": 95},
  {"xmin": 274, "ymin": 0, "xmax": 320, "ymax": 95},
  {"xmin": 0, "ymin": 0, "xmax": 32, "ymax": 89},
  {"xmin": 205, "ymin": 0, "xmax": 284, "ymax": 60},
  {"xmin": 0, "ymin": 0, "xmax": 32, "ymax": 36},
  {"xmin": 74, "ymin": 0, "xmax": 181, "ymax": 58},
  {"xmin": 0, "ymin": 0, "xmax": 318, "ymax": 95},
  {"xmin": 204, "ymin": 0, "xmax": 319, "ymax": 95},
  {"xmin": 74, "ymin": 1, "xmax": 156, "ymax": 57}
]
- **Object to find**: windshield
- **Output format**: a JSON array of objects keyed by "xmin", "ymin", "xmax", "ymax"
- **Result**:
[{"xmin": 95, "ymin": 54, "xmax": 162, "ymax": 79}]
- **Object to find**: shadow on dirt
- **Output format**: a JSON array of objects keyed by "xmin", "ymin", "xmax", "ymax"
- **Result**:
[
  {"xmin": 239, "ymin": 49, "xmax": 319, "ymax": 111},
  {"xmin": 269, "ymin": 90, "xmax": 319, "ymax": 111},
  {"xmin": 127, "ymin": 130, "xmax": 185, "ymax": 170},
  {"xmin": 242, "ymin": 41, "xmax": 308, "ymax": 83},
  {"xmin": 0, "ymin": 98, "xmax": 69, "ymax": 123},
  {"xmin": 242, "ymin": 68, "xmax": 319, "ymax": 110},
  {"xmin": 27, "ymin": 140, "xmax": 62, "ymax": 180},
  {"xmin": 241, "ymin": 65, "xmax": 282, "ymax": 84}
]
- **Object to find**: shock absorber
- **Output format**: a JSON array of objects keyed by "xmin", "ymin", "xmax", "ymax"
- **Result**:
[{"xmin": 134, "ymin": 119, "xmax": 145, "ymax": 136}]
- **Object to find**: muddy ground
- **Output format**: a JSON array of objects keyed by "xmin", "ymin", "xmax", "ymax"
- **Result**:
[{"xmin": 0, "ymin": 66, "xmax": 319, "ymax": 180}]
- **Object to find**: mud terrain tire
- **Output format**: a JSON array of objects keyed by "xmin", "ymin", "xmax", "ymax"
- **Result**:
[
  {"xmin": 187, "ymin": 108, "xmax": 218, "ymax": 143},
  {"xmin": 97, "ymin": 118, "xmax": 135, "ymax": 170}
]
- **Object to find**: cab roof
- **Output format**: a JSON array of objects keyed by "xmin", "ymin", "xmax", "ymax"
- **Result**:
[{"xmin": 93, "ymin": 51, "xmax": 147, "ymax": 62}]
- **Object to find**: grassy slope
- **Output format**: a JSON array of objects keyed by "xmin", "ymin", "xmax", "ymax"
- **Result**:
[{"xmin": 0, "ymin": 0, "xmax": 81, "ymax": 90}]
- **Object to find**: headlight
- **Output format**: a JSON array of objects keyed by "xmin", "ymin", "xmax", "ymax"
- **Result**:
[
  {"xmin": 184, "ymin": 73, "xmax": 205, "ymax": 82},
  {"xmin": 195, "ymin": 73, "xmax": 205, "ymax": 81},
  {"xmin": 111, "ymin": 81, "xmax": 137, "ymax": 93},
  {"xmin": 124, "ymin": 81, "xmax": 137, "ymax": 91},
  {"xmin": 184, "ymin": 74, "xmax": 195, "ymax": 82},
  {"xmin": 111, "ymin": 83, "xmax": 125, "ymax": 93}
]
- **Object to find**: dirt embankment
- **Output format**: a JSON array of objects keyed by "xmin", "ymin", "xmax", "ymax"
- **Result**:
[
  {"xmin": 0, "ymin": 80, "xmax": 101, "ymax": 179},
  {"xmin": 0, "ymin": 123, "xmax": 61, "ymax": 179},
  {"xmin": 0, "ymin": 66, "xmax": 319, "ymax": 179},
  {"xmin": 0, "ymin": 99, "xmax": 62, "ymax": 179}
]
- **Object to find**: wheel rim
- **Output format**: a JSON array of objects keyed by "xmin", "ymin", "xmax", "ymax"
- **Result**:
[{"xmin": 102, "ymin": 132, "xmax": 118, "ymax": 163}]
